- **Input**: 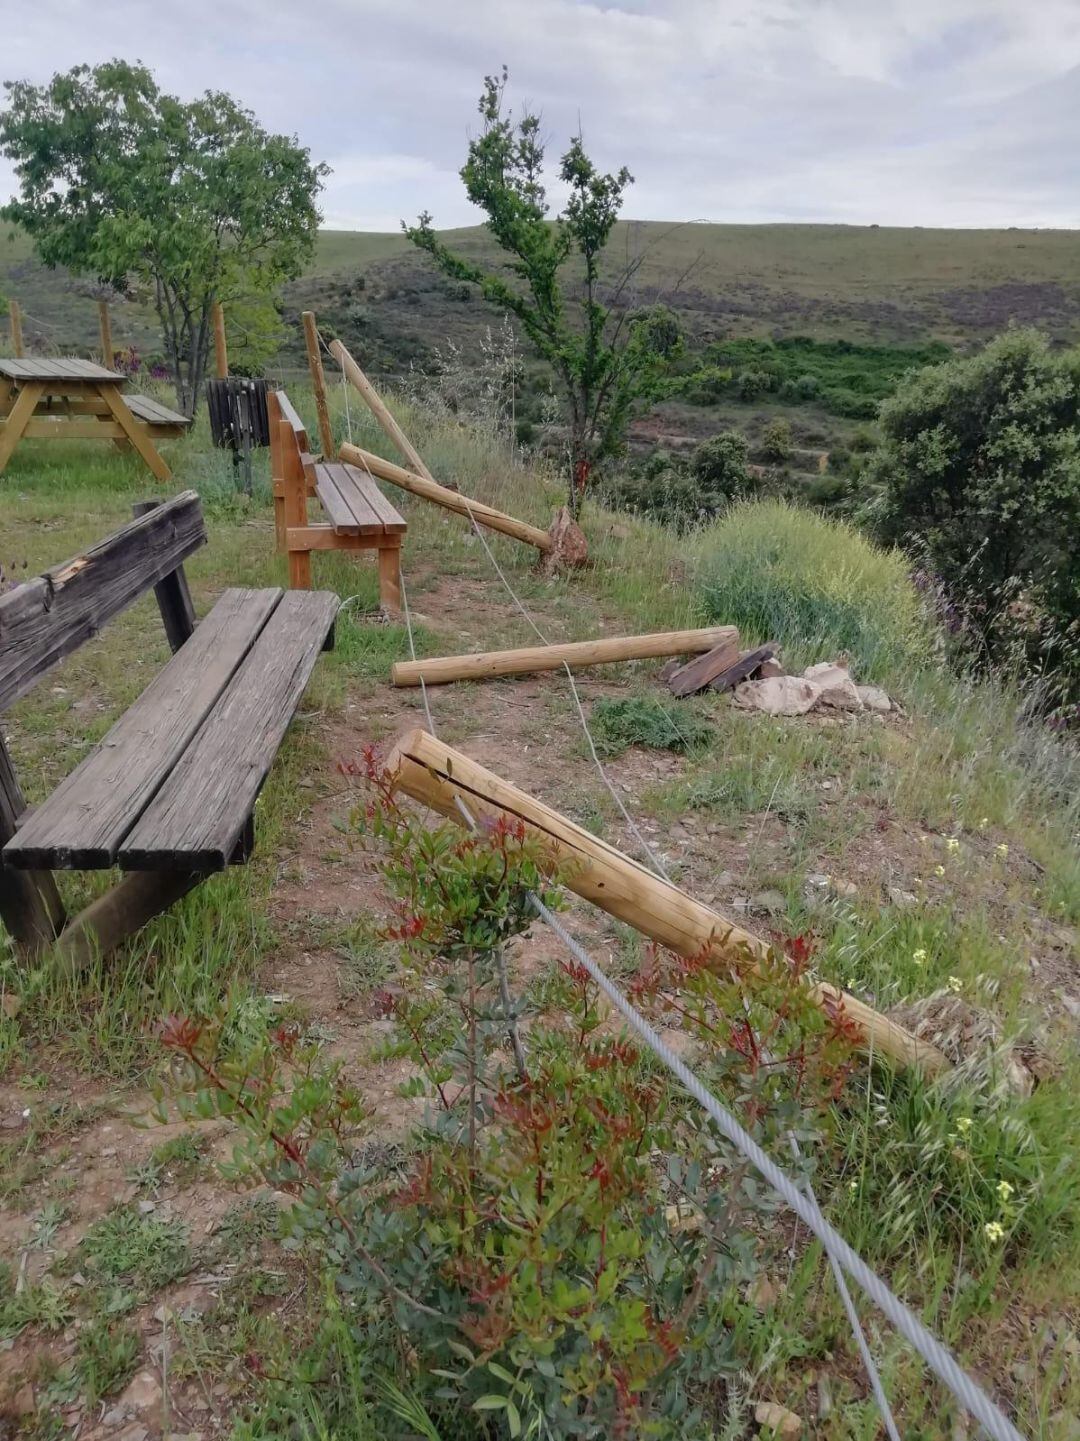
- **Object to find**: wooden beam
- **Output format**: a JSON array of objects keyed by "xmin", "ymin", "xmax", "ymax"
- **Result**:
[
  {"xmin": 385, "ymin": 727, "xmax": 951, "ymax": 1078},
  {"xmin": 391, "ymin": 626, "xmax": 738, "ymax": 688},
  {"xmin": 132, "ymin": 500, "xmax": 197, "ymax": 652},
  {"xmin": 710, "ymin": 645, "xmax": 777, "ymax": 694},
  {"xmin": 98, "ymin": 300, "xmax": 114, "ymax": 370},
  {"xmin": 302, "ymin": 312, "xmax": 335, "ymax": 458},
  {"xmin": 22, "ymin": 419, "xmax": 127, "ymax": 440},
  {"xmin": 96, "ymin": 382, "xmax": 172, "ymax": 483},
  {"xmin": 340, "ymin": 442, "xmax": 552, "ymax": 554},
  {"xmin": 281, "ymin": 419, "xmax": 312, "ymax": 589},
  {"xmin": 666, "ymin": 635, "xmax": 744, "ymax": 697},
  {"xmin": 8, "ymin": 300, "xmax": 23, "ymax": 358},
  {"xmin": 0, "ymin": 381, "xmax": 45, "ymax": 472},
  {"xmin": 378, "ymin": 542, "xmax": 403, "ymax": 614},
  {"xmin": 330, "ymin": 338, "xmax": 434, "ymax": 480},
  {"xmin": 53, "ymin": 870, "xmax": 204, "ymax": 976},
  {"xmin": 212, "ymin": 301, "xmax": 228, "ymax": 378}
]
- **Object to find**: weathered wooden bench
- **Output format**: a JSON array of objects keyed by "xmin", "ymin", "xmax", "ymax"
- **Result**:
[
  {"xmin": 269, "ymin": 389, "xmax": 406, "ymax": 610},
  {"xmin": 0, "ymin": 492, "xmax": 337, "ymax": 971}
]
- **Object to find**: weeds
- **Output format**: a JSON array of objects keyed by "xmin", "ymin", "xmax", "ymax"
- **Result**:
[{"xmin": 590, "ymin": 694, "xmax": 713, "ymax": 755}]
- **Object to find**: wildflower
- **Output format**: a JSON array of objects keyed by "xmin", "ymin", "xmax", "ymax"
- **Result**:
[
  {"xmin": 996, "ymin": 1179, "xmax": 1014, "ymax": 1203},
  {"xmin": 995, "ymin": 843, "xmax": 1009, "ymax": 858},
  {"xmin": 984, "ymin": 1220, "xmax": 1005, "ymax": 1244},
  {"xmin": 848, "ymin": 1179, "xmax": 858, "ymax": 1193},
  {"xmin": 912, "ymin": 948, "xmax": 927, "ymax": 965},
  {"xmin": 934, "ymin": 865, "xmax": 946, "ymax": 877},
  {"xmin": 955, "ymin": 1116, "xmax": 973, "ymax": 1135},
  {"xmin": 948, "ymin": 975, "xmax": 963, "ymax": 993},
  {"xmin": 979, "ymin": 817, "xmax": 989, "ymax": 829},
  {"xmin": 946, "ymin": 837, "xmax": 960, "ymax": 853}
]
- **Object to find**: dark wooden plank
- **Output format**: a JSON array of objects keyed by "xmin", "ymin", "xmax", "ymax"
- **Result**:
[
  {"xmin": 120, "ymin": 590, "xmax": 339, "ymax": 870},
  {"xmin": 132, "ymin": 500, "xmax": 197, "ymax": 652},
  {"xmin": 0, "ymin": 735, "xmax": 65, "ymax": 952},
  {"xmin": 4, "ymin": 589, "xmax": 282, "ymax": 869},
  {"xmin": 0, "ymin": 491, "xmax": 206, "ymax": 712},
  {"xmin": 339, "ymin": 463, "xmax": 407, "ymax": 533},
  {"xmin": 667, "ymin": 635, "xmax": 742, "ymax": 698},
  {"xmin": 708, "ymin": 644, "xmax": 776, "ymax": 695},
  {"xmin": 314, "ymin": 463, "xmax": 368, "ymax": 533}
]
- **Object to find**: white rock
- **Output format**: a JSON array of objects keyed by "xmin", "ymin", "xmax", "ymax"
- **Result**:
[
  {"xmin": 856, "ymin": 684, "xmax": 892, "ymax": 713},
  {"xmin": 803, "ymin": 662, "xmax": 862, "ymax": 710},
  {"xmin": 734, "ymin": 676, "xmax": 822, "ymax": 716}
]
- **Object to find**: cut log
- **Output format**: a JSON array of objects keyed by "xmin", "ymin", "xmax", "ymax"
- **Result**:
[
  {"xmin": 302, "ymin": 312, "xmax": 335, "ymax": 458},
  {"xmin": 385, "ymin": 727, "xmax": 950, "ymax": 1078},
  {"xmin": 339, "ymin": 442, "xmax": 552, "ymax": 554},
  {"xmin": 330, "ymin": 339, "xmax": 435, "ymax": 481},
  {"xmin": 391, "ymin": 627, "xmax": 739, "ymax": 688},
  {"xmin": 666, "ymin": 634, "xmax": 742, "ymax": 697},
  {"xmin": 710, "ymin": 644, "xmax": 776, "ymax": 695}
]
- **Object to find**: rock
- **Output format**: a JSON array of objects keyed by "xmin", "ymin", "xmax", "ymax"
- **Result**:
[
  {"xmin": 118, "ymin": 1370, "xmax": 162, "ymax": 1413},
  {"xmin": 734, "ymin": 676, "xmax": 822, "ymax": 716},
  {"xmin": 758, "ymin": 656, "xmax": 786, "ymax": 678},
  {"xmin": 138, "ymin": 1199, "xmax": 156, "ymax": 1215},
  {"xmin": 117, "ymin": 1427, "xmax": 149, "ymax": 1441},
  {"xmin": 829, "ymin": 877, "xmax": 859, "ymax": 899},
  {"xmin": 1, "ymin": 992, "xmax": 21, "ymax": 1020},
  {"xmin": 752, "ymin": 890, "xmax": 788, "ymax": 916},
  {"xmin": 1060, "ymin": 994, "xmax": 1080, "ymax": 1021},
  {"xmin": 856, "ymin": 684, "xmax": 892, "ymax": 713},
  {"xmin": 803, "ymin": 662, "xmax": 862, "ymax": 710},
  {"xmin": 806, "ymin": 874, "xmax": 830, "ymax": 890},
  {"xmin": 746, "ymin": 1276, "xmax": 779, "ymax": 1310},
  {"xmin": 887, "ymin": 886, "xmax": 917, "ymax": 908},
  {"xmin": 816, "ymin": 1377, "xmax": 833, "ymax": 1420},
  {"xmin": 755, "ymin": 1401, "xmax": 802, "ymax": 1437},
  {"xmin": 543, "ymin": 506, "xmax": 588, "ymax": 572}
]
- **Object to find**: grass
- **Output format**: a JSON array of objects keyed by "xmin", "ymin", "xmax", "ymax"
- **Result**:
[{"xmin": 590, "ymin": 694, "xmax": 714, "ymax": 755}]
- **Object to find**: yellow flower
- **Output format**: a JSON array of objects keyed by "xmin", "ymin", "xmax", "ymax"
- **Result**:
[
  {"xmin": 996, "ymin": 1180, "xmax": 1014, "ymax": 1202},
  {"xmin": 995, "ymin": 843, "xmax": 1009, "ymax": 858},
  {"xmin": 946, "ymin": 838, "xmax": 960, "ymax": 853},
  {"xmin": 984, "ymin": 1220, "xmax": 1005, "ymax": 1244},
  {"xmin": 978, "ymin": 817, "xmax": 989, "ymax": 829},
  {"xmin": 955, "ymin": 1117, "xmax": 973, "ymax": 1135},
  {"xmin": 934, "ymin": 865, "xmax": 946, "ymax": 877},
  {"xmin": 912, "ymin": 948, "xmax": 927, "ymax": 964},
  {"xmin": 948, "ymin": 975, "xmax": 963, "ymax": 993}
]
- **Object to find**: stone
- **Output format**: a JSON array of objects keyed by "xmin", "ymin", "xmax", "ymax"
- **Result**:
[
  {"xmin": 734, "ymin": 676, "xmax": 822, "ymax": 716},
  {"xmin": 12, "ymin": 1383, "xmax": 35, "ymax": 1416},
  {"xmin": 118, "ymin": 1370, "xmax": 162, "ymax": 1413},
  {"xmin": 803, "ymin": 661, "xmax": 862, "ymax": 710},
  {"xmin": 746, "ymin": 1275, "xmax": 779, "ymax": 1310},
  {"xmin": 755, "ymin": 1401, "xmax": 802, "ymax": 1437},
  {"xmin": 752, "ymin": 890, "xmax": 788, "ymax": 916},
  {"xmin": 829, "ymin": 877, "xmax": 859, "ymax": 899},
  {"xmin": 138, "ymin": 1199, "xmax": 156, "ymax": 1215},
  {"xmin": 1060, "ymin": 994, "xmax": 1080, "ymax": 1021},
  {"xmin": 758, "ymin": 656, "xmax": 785, "ymax": 678},
  {"xmin": 856, "ymin": 684, "xmax": 892, "ymax": 713},
  {"xmin": 887, "ymin": 886, "xmax": 917, "ymax": 908}
]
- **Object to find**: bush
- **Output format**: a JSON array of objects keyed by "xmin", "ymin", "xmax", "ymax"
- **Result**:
[
  {"xmin": 760, "ymin": 417, "xmax": 793, "ymax": 463},
  {"xmin": 603, "ymin": 433, "xmax": 757, "ymax": 531},
  {"xmin": 691, "ymin": 430, "xmax": 752, "ymax": 494},
  {"xmin": 693, "ymin": 498, "xmax": 933, "ymax": 679},
  {"xmin": 733, "ymin": 367, "xmax": 772, "ymax": 401},
  {"xmin": 866, "ymin": 329, "xmax": 1080, "ymax": 696}
]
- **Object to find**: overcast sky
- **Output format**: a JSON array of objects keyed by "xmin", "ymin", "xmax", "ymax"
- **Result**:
[{"xmin": 2, "ymin": 0, "xmax": 1079, "ymax": 231}]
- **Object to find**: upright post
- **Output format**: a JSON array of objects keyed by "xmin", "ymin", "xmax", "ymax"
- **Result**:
[
  {"xmin": 132, "ymin": 500, "xmax": 196, "ymax": 651},
  {"xmin": 212, "ymin": 300, "xmax": 228, "ymax": 378},
  {"xmin": 98, "ymin": 300, "xmax": 115, "ymax": 370},
  {"xmin": 280, "ymin": 417, "xmax": 312, "ymax": 589},
  {"xmin": 8, "ymin": 300, "xmax": 24, "ymax": 358},
  {"xmin": 0, "ymin": 736, "xmax": 65, "ymax": 955},
  {"xmin": 302, "ymin": 312, "xmax": 335, "ymax": 458}
]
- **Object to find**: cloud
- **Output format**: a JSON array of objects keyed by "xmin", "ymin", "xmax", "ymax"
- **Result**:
[{"xmin": 0, "ymin": 0, "xmax": 1078, "ymax": 230}]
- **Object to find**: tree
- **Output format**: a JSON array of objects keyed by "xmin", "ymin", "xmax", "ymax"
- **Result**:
[
  {"xmin": 405, "ymin": 69, "xmax": 681, "ymax": 517},
  {"xmin": 0, "ymin": 61, "xmax": 327, "ymax": 414},
  {"xmin": 691, "ymin": 431, "xmax": 753, "ymax": 500},
  {"xmin": 760, "ymin": 417, "xmax": 793, "ymax": 463},
  {"xmin": 866, "ymin": 328, "xmax": 1080, "ymax": 692}
]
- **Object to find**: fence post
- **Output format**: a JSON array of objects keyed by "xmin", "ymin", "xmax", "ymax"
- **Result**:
[
  {"xmin": 98, "ymin": 300, "xmax": 114, "ymax": 370},
  {"xmin": 8, "ymin": 300, "xmax": 24, "ymax": 358},
  {"xmin": 212, "ymin": 300, "xmax": 228, "ymax": 378}
]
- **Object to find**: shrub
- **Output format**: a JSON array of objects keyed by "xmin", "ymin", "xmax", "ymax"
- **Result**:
[
  {"xmin": 733, "ymin": 367, "xmax": 771, "ymax": 401},
  {"xmin": 590, "ymin": 695, "xmax": 713, "ymax": 755},
  {"xmin": 866, "ymin": 329, "xmax": 1080, "ymax": 697},
  {"xmin": 693, "ymin": 498, "xmax": 934, "ymax": 679},
  {"xmin": 759, "ymin": 417, "xmax": 793, "ymax": 463},
  {"xmin": 691, "ymin": 430, "xmax": 752, "ymax": 496}
]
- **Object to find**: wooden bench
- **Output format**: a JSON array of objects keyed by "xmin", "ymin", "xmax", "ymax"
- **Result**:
[
  {"xmin": 269, "ymin": 389, "xmax": 406, "ymax": 610},
  {"xmin": 0, "ymin": 492, "xmax": 337, "ymax": 971}
]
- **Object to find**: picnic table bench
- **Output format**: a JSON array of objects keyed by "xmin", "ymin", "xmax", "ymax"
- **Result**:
[
  {"xmin": 0, "ymin": 358, "xmax": 190, "ymax": 482},
  {"xmin": 0, "ymin": 492, "xmax": 337, "ymax": 971},
  {"xmin": 270, "ymin": 389, "xmax": 406, "ymax": 610}
]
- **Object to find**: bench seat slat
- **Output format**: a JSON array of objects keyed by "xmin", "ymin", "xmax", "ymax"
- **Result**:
[
  {"xmin": 3, "ymin": 589, "xmax": 282, "ymax": 869},
  {"xmin": 314, "ymin": 462, "xmax": 376, "ymax": 533},
  {"xmin": 337, "ymin": 463, "xmax": 407, "ymax": 533},
  {"xmin": 125, "ymin": 394, "xmax": 191, "ymax": 429},
  {"xmin": 118, "ymin": 590, "xmax": 339, "ymax": 871}
]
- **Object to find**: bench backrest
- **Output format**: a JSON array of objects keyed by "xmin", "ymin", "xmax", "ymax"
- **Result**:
[
  {"xmin": 0, "ymin": 491, "xmax": 206, "ymax": 713},
  {"xmin": 268, "ymin": 389, "xmax": 318, "ymax": 488}
]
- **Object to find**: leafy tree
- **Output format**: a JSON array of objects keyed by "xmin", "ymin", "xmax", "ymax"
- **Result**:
[
  {"xmin": 691, "ymin": 431, "xmax": 752, "ymax": 497},
  {"xmin": 866, "ymin": 328, "xmax": 1080, "ymax": 692},
  {"xmin": 760, "ymin": 417, "xmax": 793, "ymax": 463},
  {"xmin": 0, "ymin": 60, "xmax": 327, "ymax": 413},
  {"xmin": 405, "ymin": 69, "xmax": 681, "ymax": 517}
]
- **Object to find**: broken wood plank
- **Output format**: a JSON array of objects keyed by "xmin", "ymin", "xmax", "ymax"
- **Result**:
[
  {"xmin": 710, "ymin": 644, "xmax": 777, "ymax": 695},
  {"xmin": 385, "ymin": 727, "xmax": 950, "ymax": 1078},
  {"xmin": 666, "ymin": 634, "xmax": 742, "ymax": 697},
  {"xmin": 391, "ymin": 626, "xmax": 740, "ymax": 688}
]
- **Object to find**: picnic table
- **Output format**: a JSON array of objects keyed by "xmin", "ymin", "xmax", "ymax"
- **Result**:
[{"xmin": 0, "ymin": 358, "xmax": 190, "ymax": 482}]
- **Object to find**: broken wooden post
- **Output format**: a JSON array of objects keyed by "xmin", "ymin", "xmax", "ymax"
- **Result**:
[
  {"xmin": 391, "ymin": 626, "xmax": 739, "ymax": 688},
  {"xmin": 666, "ymin": 634, "xmax": 743, "ymax": 698},
  {"xmin": 8, "ymin": 299, "xmax": 24, "ymax": 358},
  {"xmin": 302, "ymin": 311, "xmax": 335, "ymax": 458},
  {"xmin": 386, "ymin": 727, "xmax": 951, "ymax": 1078},
  {"xmin": 98, "ymin": 300, "xmax": 114, "ymax": 370},
  {"xmin": 212, "ymin": 300, "xmax": 228, "ymax": 378},
  {"xmin": 330, "ymin": 338, "xmax": 435, "ymax": 480},
  {"xmin": 340, "ymin": 441, "xmax": 552, "ymax": 554}
]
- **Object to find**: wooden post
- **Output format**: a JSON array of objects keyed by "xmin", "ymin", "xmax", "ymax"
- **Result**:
[
  {"xmin": 302, "ymin": 312, "xmax": 335, "ymax": 458},
  {"xmin": 98, "ymin": 300, "xmax": 115, "ymax": 370},
  {"xmin": 329, "ymin": 338, "xmax": 434, "ymax": 480},
  {"xmin": 212, "ymin": 300, "xmax": 228, "ymax": 379},
  {"xmin": 281, "ymin": 417, "xmax": 312, "ymax": 588},
  {"xmin": 8, "ymin": 300, "xmax": 24, "ymax": 358},
  {"xmin": 267, "ymin": 390, "xmax": 286, "ymax": 553},
  {"xmin": 386, "ymin": 727, "xmax": 951, "ymax": 1078},
  {"xmin": 378, "ymin": 538, "xmax": 403, "ymax": 613},
  {"xmin": 391, "ymin": 626, "xmax": 740, "ymax": 688},
  {"xmin": 340, "ymin": 442, "xmax": 552, "ymax": 554},
  {"xmin": 133, "ymin": 501, "xmax": 196, "ymax": 651},
  {"xmin": 0, "ymin": 736, "xmax": 65, "ymax": 955}
]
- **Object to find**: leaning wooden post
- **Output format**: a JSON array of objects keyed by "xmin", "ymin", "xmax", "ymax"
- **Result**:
[
  {"xmin": 98, "ymin": 300, "xmax": 115, "ymax": 370},
  {"xmin": 302, "ymin": 312, "xmax": 335, "ymax": 458},
  {"xmin": 8, "ymin": 300, "xmax": 24, "ymax": 358},
  {"xmin": 212, "ymin": 300, "xmax": 228, "ymax": 378},
  {"xmin": 386, "ymin": 727, "xmax": 951, "ymax": 1078},
  {"xmin": 330, "ymin": 338, "xmax": 434, "ymax": 480}
]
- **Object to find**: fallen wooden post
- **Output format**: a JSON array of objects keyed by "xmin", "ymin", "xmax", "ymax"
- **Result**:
[
  {"xmin": 386, "ymin": 727, "xmax": 950, "ymax": 1078},
  {"xmin": 392, "ymin": 626, "xmax": 739, "ymax": 687},
  {"xmin": 302, "ymin": 312, "xmax": 335, "ymax": 458},
  {"xmin": 340, "ymin": 441, "xmax": 552, "ymax": 554},
  {"xmin": 330, "ymin": 338, "xmax": 435, "ymax": 481},
  {"xmin": 667, "ymin": 634, "xmax": 743, "ymax": 697}
]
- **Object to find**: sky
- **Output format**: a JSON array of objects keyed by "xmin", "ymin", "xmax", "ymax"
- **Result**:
[{"xmin": 1, "ymin": 0, "xmax": 1079, "ymax": 232}]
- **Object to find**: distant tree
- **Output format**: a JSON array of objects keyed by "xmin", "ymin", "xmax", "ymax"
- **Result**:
[
  {"xmin": 405, "ymin": 69, "xmax": 682, "ymax": 517},
  {"xmin": 691, "ymin": 431, "xmax": 752, "ymax": 499},
  {"xmin": 760, "ymin": 417, "xmax": 793, "ymax": 463},
  {"xmin": 866, "ymin": 328, "xmax": 1080, "ymax": 692},
  {"xmin": 0, "ymin": 60, "xmax": 327, "ymax": 413}
]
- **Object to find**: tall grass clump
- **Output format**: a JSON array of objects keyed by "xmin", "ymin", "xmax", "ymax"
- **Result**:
[{"xmin": 691, "ymin": 498, "xmax": 934, "ymax": 680}]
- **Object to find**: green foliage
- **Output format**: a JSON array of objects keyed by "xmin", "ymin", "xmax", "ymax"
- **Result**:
[
  {"xmin": 405, "ymin": 69, "xmax": 682, "ymax": 515},
  {"xmin": 694, "ymin": 498, "xmax": 934, "ymax": 679},
  {"xmin": 591, "ymin": 696, "xmax": 713, "ymax": 755},
  {"xmin": 78, "ymin": 1206, "xmax": 192, "ymax": 1296},
  {"xmin": 0, "ymin": 59, "xmax": 326, "ymax": 411},
  {"xmin": 691, "ymin": 431, "xmax": 752, "ymax": 496},
  {"xmin": 603, "ymin": 433, "xmax": 758, "ymax": 531},
  {"xmin": 76, "ymin": 1319, "xmax": 140, "ymax": 1404},
  {"xmin": 759, "ymin": 418, "xmax": 793, "ymax": 463},
  {"xmin": 866, "ymin": 329, "xmax": 1080, "ymax": 698}
]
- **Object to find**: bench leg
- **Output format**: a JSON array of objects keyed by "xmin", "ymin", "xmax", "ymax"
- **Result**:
[
  {"xmin": 0, "ymin": 737, "xmax": 66, "ymax": 957},
  {"xmin": 273, "ymin": 485, "xmax": 286, "ymax": 553},
  {"xmin": 378, "ymin": 542, "xmax": 403, "ymax": 614},
  {"xmin": 53, "ymin": 871, "xmax": 204, "ymax": 976}
]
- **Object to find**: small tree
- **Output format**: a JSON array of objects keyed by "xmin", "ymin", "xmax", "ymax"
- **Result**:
[
  {"xmin": 0, "ymin": 60, "xmax": 327, "ymax": 414},
  {"xmin": 760, "ymin": 417, "xmax": 793, "ymax": 464},
  {"xmin": 405, "ymin": 69, "xmax": 681, "ymax": 517},
  {"xmin": 691, "ymin": 431, "xmax": 753, "ymax": 502}
]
